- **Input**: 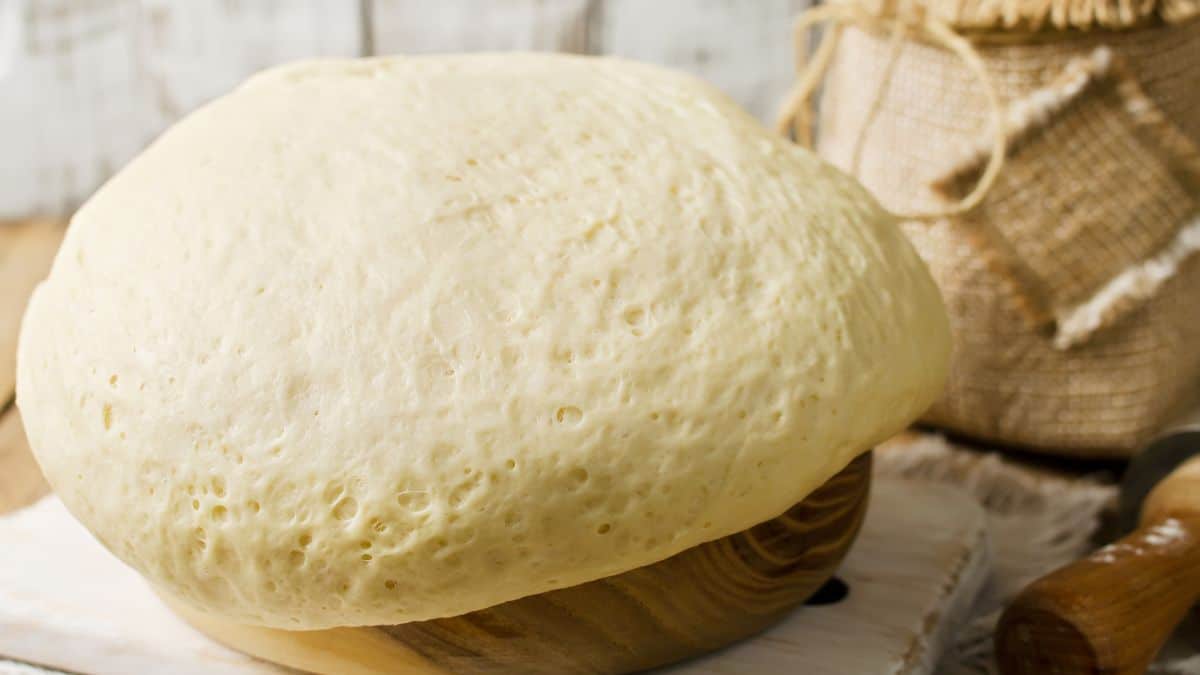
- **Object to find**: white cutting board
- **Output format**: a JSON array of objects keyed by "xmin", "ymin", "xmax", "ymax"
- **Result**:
[{"xmin": 0, "ymin": 479, "xmax": 989, "ymax": 675}]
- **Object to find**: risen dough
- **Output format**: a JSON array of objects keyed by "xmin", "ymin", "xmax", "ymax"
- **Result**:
[{"xmin": 17, "ymin": 53, "xmax": 950, "ymax": 629}]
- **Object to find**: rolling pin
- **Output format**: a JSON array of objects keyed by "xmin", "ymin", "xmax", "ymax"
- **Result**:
[{"xmin": 996, "ymin": 422, "xmax": 1200, "ymax": 675}]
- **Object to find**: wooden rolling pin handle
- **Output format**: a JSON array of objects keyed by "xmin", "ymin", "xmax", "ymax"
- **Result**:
[{"xmin": 997, "ymin": 455, "xmax": 1200, "ymax": 675}]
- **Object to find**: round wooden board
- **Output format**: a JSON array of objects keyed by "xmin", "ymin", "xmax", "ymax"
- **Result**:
[{"xmin": 174, "ymin": 452, "xmax": 873, "ymax": 675}]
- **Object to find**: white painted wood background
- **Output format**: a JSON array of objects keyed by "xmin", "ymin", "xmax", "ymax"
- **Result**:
[{"xmin": 0, "ymin": 0, "xmax": 810, "ymax": 218}]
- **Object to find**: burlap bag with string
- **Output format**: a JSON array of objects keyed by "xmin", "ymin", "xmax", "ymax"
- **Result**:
[{"xmin": 781, "ymin": 1, "xmax": 1200, "ymax": 457}]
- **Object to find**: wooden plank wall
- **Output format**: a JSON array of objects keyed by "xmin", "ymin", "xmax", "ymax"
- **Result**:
[{"xmin": 0, "ymin": 0, "xmax": 808, "ymax": 219}]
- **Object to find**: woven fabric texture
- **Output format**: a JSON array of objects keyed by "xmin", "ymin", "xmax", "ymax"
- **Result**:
[
  {"xmin": 847, "ymin": 0, "xmax": 1199, "ymax": 32},
  {"xmin": 818, "ymin": 20, "xmax": 1200, "ymax": 456}
]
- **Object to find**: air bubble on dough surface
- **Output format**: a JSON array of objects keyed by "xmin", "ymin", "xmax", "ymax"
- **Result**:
[{"xmin": 16, "ymin": 53, "xmax": 951, "ymax": 629}]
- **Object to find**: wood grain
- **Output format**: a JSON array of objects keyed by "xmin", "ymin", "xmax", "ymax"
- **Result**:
[
  {"xmin": 996, "ymin": 455, "xmax": 1200, "ymax": 675},
  {"xmin": 0, "ymin": 220, "xmax": 62, "ymax": 516},
  {"xmin": 0, "ymin": 408, "xmax": 47, "ymax": 516},
  {"xmin": 392, "ymin": 452, "xmax": 870, "ymax": 674},
  {"xmin": 168, "ymin": 600, "xmax": 448, "ymax": 675},
  {"xmin": 0, "ymin": 220, "xmax": 65, "ymax": 399},
  {"xmin": 185, "ymin": 453, "xmax": 872, "ymax": 675}
]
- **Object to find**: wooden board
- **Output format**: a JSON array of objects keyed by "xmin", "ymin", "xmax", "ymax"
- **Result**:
[
  {"xmin": 0, "ymin": 411, "xmax": 45, "ymax": 518},
  {"xmin": 0, "ymin": 479, "xmax": 989, "ymax": 675},
  {"xmin": 0, "ymin": 220, "xmax": 65, "ymax": 401},
  {"xmin": 0, "ymin": 220, "xmax": 63, "ymax": 516}
]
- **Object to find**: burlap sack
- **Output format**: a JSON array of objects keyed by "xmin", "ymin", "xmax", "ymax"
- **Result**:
[{"xmin": 808, "ymin": 15, "xmax": 1200, "ymax": 456}]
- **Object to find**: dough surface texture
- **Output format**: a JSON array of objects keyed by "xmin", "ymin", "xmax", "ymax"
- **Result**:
[{"xmin": 18, "ymin": 53, "xmax": 950, "ymax": 628}]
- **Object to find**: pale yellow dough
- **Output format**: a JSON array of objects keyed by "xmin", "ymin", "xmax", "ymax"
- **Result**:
[{"xmin": 17, "ymin": 54, "xmax": 950, "ymax": 629}]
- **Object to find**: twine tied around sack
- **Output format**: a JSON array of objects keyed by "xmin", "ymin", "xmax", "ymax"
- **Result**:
[{"xmin": 775, "ymin": 1, "xmax": 1008, "ymax": 220}]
